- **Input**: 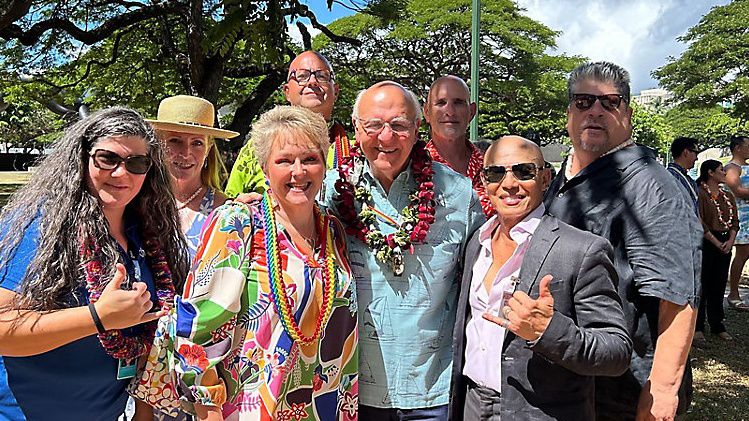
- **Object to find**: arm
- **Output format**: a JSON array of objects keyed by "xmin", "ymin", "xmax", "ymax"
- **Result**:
[
  {"xmin": 698, "ymin": 193, "xmax": 724, "ymax": 249},
  {"xmin": 224, "ymin": 144, "xmax": 266, "ymax": 198},
  {"xmin": 636, "ymin": 300, "xmax": 696, "ymax": 421},
  {"xmin": 0, "ymin": 264, "xmax": 163, "ymax": 356},
  {"xmin": 525, "ymin": 237, "xmax": 632, "ymax": 376},
  {"xmin": 723, "ymin": 164, "xmax": 749, "ymax": 199},
  {"xmin": 174, "ymin": 203, "xmax": 254, "ymax": 413}
]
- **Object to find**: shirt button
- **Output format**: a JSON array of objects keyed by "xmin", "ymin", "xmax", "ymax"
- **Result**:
[{"xmin": 557, "ymin": 192, "xmax": 564, "ymax": 198}]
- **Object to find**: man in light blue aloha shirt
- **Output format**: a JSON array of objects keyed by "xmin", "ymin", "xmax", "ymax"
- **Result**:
[{"xmin": 323, "ymin": 81, "xmax": 485, "ymax": 420}]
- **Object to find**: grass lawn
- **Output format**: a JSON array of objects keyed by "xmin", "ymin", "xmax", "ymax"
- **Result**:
[{"xmin": 688, "ymin": 285, "xmax": 749, "ymax": 420}]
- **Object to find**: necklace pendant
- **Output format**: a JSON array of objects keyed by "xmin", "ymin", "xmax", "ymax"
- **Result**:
[{"xmin": 392, "ymin": 250, "xmax": 405, "ymax": 276}]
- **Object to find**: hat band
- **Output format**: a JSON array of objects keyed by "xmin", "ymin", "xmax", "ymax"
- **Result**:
[{"xmin": 177, "ymin": 120, "xmax": 215, "ymax": 128}]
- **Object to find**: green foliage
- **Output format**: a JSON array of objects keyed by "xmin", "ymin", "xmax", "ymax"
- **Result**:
[
  {"xmin": 630, "ymin": 102, "xmax": 674, "ymax": 154},
  {"xmin": 664, "ymin": 104, "xmax": 749, "ymax": 149},
  {"xmin": 314, "ymin": 0, "xmax": 583, "ymax": 144},
  {"xmin": 0, "ymin": 0, "xmax": 358, "ymax": 148},
  {"xmin": 654, "ymin": 0, "xmax": 749, "ymax": 121}
]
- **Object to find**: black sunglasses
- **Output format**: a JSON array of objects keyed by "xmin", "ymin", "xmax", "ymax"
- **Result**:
[
  {"xmin": 482, "ymin": 163, "xmax": 539, "ymax": 183},
  {"xmin": 90, "ymin": 149, "xmax": 152, "ymax": 175},
  {"xmin": 571, "ymin": 94, "xmax": 625, "ymax": 112}
]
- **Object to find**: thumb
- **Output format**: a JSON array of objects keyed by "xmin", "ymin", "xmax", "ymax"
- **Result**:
[
  {"xmin": 103, "ymin": 263, "xmax": 128, "ymax": 292},
  {"xmin": 538, "ymin": 274, "xmax": 554, "ymax": 300}
]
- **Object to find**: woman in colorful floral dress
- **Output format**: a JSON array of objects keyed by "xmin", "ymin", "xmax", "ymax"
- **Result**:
[{"xmin": 173, "ymin": 106, "xmax": 358, "ymax": 421}]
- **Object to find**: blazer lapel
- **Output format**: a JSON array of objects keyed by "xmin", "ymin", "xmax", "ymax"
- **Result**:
[
  {"xmin": 517, "ymin": 215, "xmax": 560, "ymax": 295},
  {"xmin": 503, "ymin": 215, "xmax": 560, "ymax": 343}
]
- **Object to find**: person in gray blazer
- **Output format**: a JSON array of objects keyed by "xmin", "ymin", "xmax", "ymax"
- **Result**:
[{"xmin": 449, "ymin": 136, "xmax": 632, "ymax": 421}]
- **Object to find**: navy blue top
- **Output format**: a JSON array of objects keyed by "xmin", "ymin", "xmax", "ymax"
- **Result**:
[{"xmin": 0, "ymin": 216, "xmax": 156, "ymax": 421}]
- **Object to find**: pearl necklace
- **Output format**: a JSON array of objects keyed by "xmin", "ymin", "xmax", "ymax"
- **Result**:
[{"xmin": 176, "ymin": 185, "xmax": 204, "ymax": 210}]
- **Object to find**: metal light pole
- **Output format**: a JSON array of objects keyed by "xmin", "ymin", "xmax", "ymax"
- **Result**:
[{"xmin": 469, "ymin": 0, "xmax": 480, "ymax": 142}]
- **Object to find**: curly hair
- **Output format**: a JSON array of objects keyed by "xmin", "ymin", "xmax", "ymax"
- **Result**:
[{"xmin": 0, "ymin": 107, "xmax": 189, "ymax": 311}]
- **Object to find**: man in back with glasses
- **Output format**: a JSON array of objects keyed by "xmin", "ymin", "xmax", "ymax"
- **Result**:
[
  {"xmin": 544, "ymin": 61, "xmax": 702, "ymax": 420},
  {"xmin": 225, "ymin": 50, "xmax": 350, "ymax": 196}
]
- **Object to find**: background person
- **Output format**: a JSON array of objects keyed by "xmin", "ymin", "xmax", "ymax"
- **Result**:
[
  {"xmin": 225, "ymin": 50, "xmax": 349, "ymax": 197},
  {"xmin": 423, "ymin": 75, "xmax": 493, "ymax": 217},
  {"xmin": 172, "ymin": 106, "xmax": 357, "ymax": 420},
  {"xmin": 668, "ymin": 136, "xmax": 700, "ymax": 213},
  {"xmin": 0, "ymin": 108, "xmax": 188, "ymax": 421},
  {"xmin": 723, "ymin": 134, "xmax": 749, "ymax": 310},
  {"xmin": 147, "ymin": 95, "xmax": 239, "ymax": 262},
  {"xmin": 696, "ymin": 160, "xmax": 738, "ymax": 342}
]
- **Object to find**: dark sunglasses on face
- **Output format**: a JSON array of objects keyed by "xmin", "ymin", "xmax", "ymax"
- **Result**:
[
  {"xmin": 482, "ymin": 162, "xmax": 539, "ymax": 183},
  {"xmin": 90, "ymin": 149, "xmax": 152, "ymax": 175},
  {"xmin": 571, "ymin": 93, "xmax": 625, "ymax": 112},
  {"xmin": 288, "ymin": 69, "xmax": 334, "ymax": 84}
]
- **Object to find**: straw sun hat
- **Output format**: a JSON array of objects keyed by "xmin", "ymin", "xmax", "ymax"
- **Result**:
[{"xmin": 146, "ymin": 95, "xmax": 239, "ymax": 139}]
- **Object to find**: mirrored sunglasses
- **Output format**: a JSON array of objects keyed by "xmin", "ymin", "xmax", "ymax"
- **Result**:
[
  {"xmin": 90, "ymin": 149, "xmax": 152, "ymax": 175},
  {"xmin": 482, "ymin": 162, "xmax": 538, "ymax": 183},
  {"xmin": 571, "ymin": 93, "xmax": 625, "ymax": 112}
]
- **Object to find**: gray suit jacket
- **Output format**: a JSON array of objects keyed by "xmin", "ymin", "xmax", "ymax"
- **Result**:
[{"xmin": 449, "ymin": 214, "xmax": 632, "ymax": 420}]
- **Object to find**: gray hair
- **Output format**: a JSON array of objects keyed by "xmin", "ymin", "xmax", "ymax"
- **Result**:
[
  {"xmin": 251, "ymin": 105, "xmax": 330, "ymax": 168},
  {"xmin": 351, "ymin": 81, "xmax": 423, "ymax": 123},
  {"xmin": 0, "ymin": 107, "xmax": 189, "ymax": 311},
  {"xmin": 567, "ymin": 61, "xmax": 631, "ymax": 104}
]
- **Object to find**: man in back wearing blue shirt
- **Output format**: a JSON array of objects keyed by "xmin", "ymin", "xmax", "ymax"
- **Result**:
[
  {"xmin": 668, "ymin": 136, "xmax": 700, "ymax": 213},
  {"xmin": 323, "ymin": 81, "xmax": 485, "ymax": 420}
]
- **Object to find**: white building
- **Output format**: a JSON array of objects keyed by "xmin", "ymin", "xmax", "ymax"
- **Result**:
[{"xmin": 632, "ymin": 88, "xmax": 674, "ymax": 110}]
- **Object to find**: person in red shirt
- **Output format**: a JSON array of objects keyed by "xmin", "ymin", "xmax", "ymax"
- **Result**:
[{"xmin": 424, "ymin": 76, "xmax": 494, "ymax": 217}]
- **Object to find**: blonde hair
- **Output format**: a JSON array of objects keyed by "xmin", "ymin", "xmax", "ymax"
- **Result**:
[
  {"xmin": 202, "ymin": 137, "xmax": 227, "ymax": 190},
  {"xmin": 251, "ymin": 105, "xmax": 329, "ymax": 168}
]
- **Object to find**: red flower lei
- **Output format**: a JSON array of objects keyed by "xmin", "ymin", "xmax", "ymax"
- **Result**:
[
  {"xmin": 333, "ymin": 140, "xmax": 436, "ymax": 275},
  {"xmin": 81, "ymin": 237, "xmax": 175, "ymax": 361}
]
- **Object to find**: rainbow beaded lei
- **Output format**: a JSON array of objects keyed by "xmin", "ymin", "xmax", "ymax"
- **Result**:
[{"xmin": 261, "ymin": 192, "xmax": 337, "ymax": 346}]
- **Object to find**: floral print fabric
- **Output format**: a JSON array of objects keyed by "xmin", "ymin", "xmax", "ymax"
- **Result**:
[{"xmin": 174, "ymin": 202, "xmax": 358, "ymax": 420}]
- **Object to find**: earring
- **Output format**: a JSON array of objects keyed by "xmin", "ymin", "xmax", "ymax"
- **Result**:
[{"xmin": 203, "ymin": 160, "xmax": 208, "ymax": 169}]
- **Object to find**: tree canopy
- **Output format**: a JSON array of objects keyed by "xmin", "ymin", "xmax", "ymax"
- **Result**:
[
  {"xmin": 0, "ymin": 0, "xmax": 373, "ymax": 148},
  {"xmin": 654, "ymin": 0, "xmax": 749, "ymax": 122},
  {"xmin": 314, "ymin": 0, "xmax": 583, "ymax": 144}
]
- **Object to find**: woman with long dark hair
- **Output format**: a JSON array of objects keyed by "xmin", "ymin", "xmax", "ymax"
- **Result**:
[
  {"xmin": 696, "ymin": 159, "xmax": 738, "ymax": 343},
  {"xmin": 0, "ymin": 107, "xmax": 189, "ymax": 420}
]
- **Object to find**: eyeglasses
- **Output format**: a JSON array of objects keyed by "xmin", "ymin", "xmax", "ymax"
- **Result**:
[
  {"xmin": 482, "ymin": 163, "xmax": 539, "ymax": 183},
  {"xmin": 90, "ymin": 149, "xmax": 152, "ymax": 175},
  {"xmin": 287, "ymin": 69, "xmax": 334, "ymax": 84},
  {"xmin": 570, "ymin": 94, "xmax": 625, "ymax": 112},
  {"xmin": 356, "ymin": 118, "xmax": 415, "ymax": 135}
]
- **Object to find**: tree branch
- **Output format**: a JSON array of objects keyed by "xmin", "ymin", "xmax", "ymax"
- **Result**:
[
  {"xmin": 296, "ymin": 21, "xmax": 312, "ymax": 50},
  {"xmin": 224, "ymin": 63, "xmax": 277, "ymax": 79},
  {"xmin": 284, "ymin": 3, "xmax": 362, "ymax": 46},
  {"xmin": 0, "ymin": 0, "xmax": 33, "ymax": 32},
  {"xmin": 0, "ymin": 3, "xmax": 176, "ymax": 45}
]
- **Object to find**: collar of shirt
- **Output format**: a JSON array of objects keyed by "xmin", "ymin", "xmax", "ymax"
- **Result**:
[
  {"xmin": 564, "ymin": 138, "xmax": 636, "ymax": 181},
  {"xmin": 426, "ymin": 139, "xmax": 484, "ymax": 181},
  {"xmin": 478, "ymin": 203, "xmax": 545, "ymax": 247},
  {"xmin": 668, "ymin": 162, "xmax": 689, "ymax": 175}
]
